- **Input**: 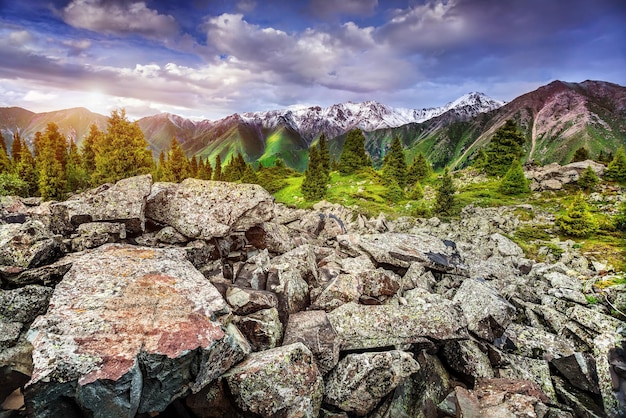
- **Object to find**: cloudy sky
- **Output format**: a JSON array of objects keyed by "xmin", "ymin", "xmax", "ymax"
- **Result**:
[{"xmin": 1, "ymin": 0, "xmax": 625, "ymax": 120}]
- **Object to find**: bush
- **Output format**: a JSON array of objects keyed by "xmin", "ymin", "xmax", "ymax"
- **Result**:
[
  {"xmin": 606, "ymin": 147, "xmax": 626, "ymax": 182},
  {"xmin": 408, "ymin": 182, "xmax": 424, "ymax": 200},
  {"xmin": 577, "ymin": 165, "xmax": 600, "ymax": 191},
  {"xmin": 498, "ymin": 159, "xmax": 529, "ymax": 195},
  {"xmin": 0, "ymin": 172, "xmax": 28, "ymax": 196},
  {"xmin": 434, "ymin": 168, "xmax": 458, "ymax": 217},
  {"xmin": 555, "ymin": 194, "xmax": 598, "ymax": 238}
]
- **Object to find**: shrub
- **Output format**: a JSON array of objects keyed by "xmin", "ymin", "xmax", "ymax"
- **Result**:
[
  {"xmin": 577, "ymin": 165, "xmax": 599, "ymax": 192},
  {"xmin": 555, "ymin": 194, "xmax": 598, "ymax": 238},
  {"xmin": 498, "ymin": 159, "xmax": 529, "ymax": 195}
]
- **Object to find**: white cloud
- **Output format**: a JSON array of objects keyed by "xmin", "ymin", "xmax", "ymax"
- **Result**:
[
  {"xmin": 62, "ymin": 0, "xmax": 178, "ymax": 38},
  {"xmin": 236, "ymin": 0, "xmax": 256, "ymax": 13},
  {"xmin": 23, "ymin": 90, "xmax": 58, "ymax": 102}
]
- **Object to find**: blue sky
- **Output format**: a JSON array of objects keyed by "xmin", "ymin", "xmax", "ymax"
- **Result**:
[{"xmin": 0, "ymin": 0, "xmax": 624, "ymax": 120}]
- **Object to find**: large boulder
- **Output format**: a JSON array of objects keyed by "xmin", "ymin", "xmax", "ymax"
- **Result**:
[
  {"xmin": 327, "ymin": 299, "xmax": 468, "ymax": 350},
  {"xmin": 223, "ymin": 342, "xmax": 324, "ymax": 418},
  {"xmin": 50, "ymin": 174, "xmax": 152, "ymax": 236},
  {"xmin": 324, "ymin": 350, "xmax": 420, "ymax": 416},
  {"xmin": 145, "ymin": 179, "xmax": 274, "ymax": 240},
  {"xmin": 337, "ymin": 233, "xmax": 467, "ymax": 275},
  {"xmin": 0, "ymin": 221, "xmax": 62, "ymax": 268},
  {"xmin": 24, "ymin": 244, "xmax": 249, "ymax": 417}
]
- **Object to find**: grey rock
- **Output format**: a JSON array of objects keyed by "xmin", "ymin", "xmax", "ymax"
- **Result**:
[
  {"xmin": 453, "ymin": 278, "xmax": 516, "ymax": 342},
  {"xmin": 245, "ymin": 222, "xmax": 295, "ymax": 254},
  {"xmin": 233, "ymin": 248, "xmax": 271, "ymax": 290},
  {"xmin": 155, "ymin": 226, "xmax": 188, "ymax": 244},
  {"xmin": 552, "ymin": 376, "xmax": 605, "ymax": 418},
  {"xmin": 501, "ymin": 323, "xmax": 576, "ymax": 360},
  {"xmin": 490, "ymin": 233, "xmax": 524, "ymax": 257},
  {"xmin": 442, "ymin": 339, "xmax": 495, "ymax": 380},
  {"xmin": 282, "ymin": 310, "xmax": 340, "ymax": 375},
  {"xmin": 311, "ymin": 274, "xmax": 361, "ymax": 311},
  {"xmin": 327, "ymin": 300, "xmax": 468, "ymax": 351},
  {"xmin": 0, "ymin": 221, "xmax": 61, "ymax": 268},
  {"xmin": 568, "ymin": 304, "xmax": 624, "ymax": 335},
  {"xmin": 225, "ymin": 286, "xmax": 278, "ymax": 315},
  {"xmin": 50, "ymin": 174, "xmax": 152, "ymax": 235},
  {"xmin": 324, "ymin": 350, "xmax": 419, "ymax": 416},
  {"xmin": 71, "ymin": 222, "xmax": 126, "ymax": 251},
  {"xmin": 4, "ymin": 259, "xmax": 73, "ymax": 288},
  {"xmin": 0, "ymin": 285, "xmax": 53, "ymax": 325},
  {"xmin": 145, "ymin": 179, "xmax": 274, "ymax": 240},
  {"xmin": 0, "ymin": 321, "xmax": 22, "ymax": 349},
  {"xmin": 224, "ymin": 342, "xmax": 323, "ymax": 418},
  {"xmin": 24, "ymin": 244, "xmax": 249, "ymax": 417},
  {"xmin": 497, "ymin": 352, "xmax": 557, "ymax": 402},
  {"xmin": 593, "ymin": 331, "xmax": 626, "ymax": 417},
  {"xmin": 233, "ymin": 308, "xmax": 283, "ymax": 351},
  {"xmin": 552, "ymin": 352, "xmax": 600, "ymax": 394}
]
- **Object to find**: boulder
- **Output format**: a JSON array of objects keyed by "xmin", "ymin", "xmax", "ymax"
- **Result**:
[
  {"xmin": 0, "ymin": 335, "xmax": 33, "ymax": 405},
  {"xmin": 3, "ymin": 258, "xmax": 73, "ymax": 288},
  {"xmin": 552, "ymin": 376, "xmax": 605, "ymax": 418},
  {"xmin": 245, "ymin": 222, "xmax": 296, "ymax": 254},
  {"xmin": 71, "ymin": 222, "xmax": 126, "ymax": 251},
  {"xmin": 233, "ymin": 308, "xmax": 283, "ymax": 351},
  {"xmin": 155, "ymin": 226, "xmax": 188, "ymax": 244},
  {"xmin": 593, "ymin": 331, "xmax": 626, "ymax": 416},
  {"xmin": 0, "ymin": 221, "xmax": 61, "ymax": 268},
  {"xmin": 472, "ymin": 378, "xmax": 553, "ymax": 417},
  {"xmin": 497, "ymin": 353, "xmax": 556, "ymax": 402},
  {"xmin": 0, "ymin": 285, "xmax": 53, "ymax": 326},
  {"xmin": 552, "ymin": 353, "xmax": 600, "ymax": 394},
  {"xmin": 441, "ymin": 339, "xmax": 495, "ymax": 381},
  {"xmin": 327, "ymin": 300, "xmax": 468, "ymax": 350},
  {"xmin": 225, "ymin": 286, "xmax": 278, "ymax": 315},
  {"xmin": 24, "ymin": 244, "xmax": 249, "ymax": 417},
  {"xmin": 453, "ymin": 278, "xmax": 516, "ymax": 342},
  {"xmin": 223, "ymin": 342, "xmax": 323, "ymax": 418},
  {"xmin": 337, "ymin": 233, "xmax": 467, "ymax": 275},
  {"xmin": 232, "ymin": 249, "xmax": 271, "ymax": 290},
  {"xmin": 145, "ymin": 179, "xmax": 274, "ymax": 240},
  {"xmin": 282, "ymin": 310, "xmax": 340, "ymax": 375},
  {"xmin": 324, "ymin": 350, "xmax": 420, "ymax": 416},
  {"xmin": 50, "ymin": 174, "xmax": 152, "ymax": 235},
  {"xmin": 500, "ymin": 323, "xmax": 576, "ymax": 360},
  {"xmin": 311, "ymin": 274, "xmax": 361, "ymax": 311},
  {"xmin": 490, "ymin": 233, "xmax": 524, "ymax": 257}
]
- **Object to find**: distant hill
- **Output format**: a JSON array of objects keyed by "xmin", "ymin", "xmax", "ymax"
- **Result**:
[{"xmin": 1, "ymin": 80, "xmax": 624, "ymax": 170}]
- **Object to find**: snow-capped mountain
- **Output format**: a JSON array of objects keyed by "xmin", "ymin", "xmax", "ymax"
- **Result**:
[{"xmin": 240, "ymin": 93, "xmax": 504, "ymax": 141}]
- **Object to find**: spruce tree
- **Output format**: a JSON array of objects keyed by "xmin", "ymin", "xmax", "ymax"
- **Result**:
[
  {"xmin": 15, "ymin": 141, "xmax": 37, "ymax": 196},
  {"xmin": 301, "ymin": 144, "xmax": 327, "ymax": 201},
  {"xmin": 0, "ymin": 142, "xmax": 10, "ymax": 174},
  {"xmin": 223, "ymin": 153, "xmax": 247, "ymax": 182},
  {"xmin": 498, "ymin": 159, "xmax": 530, "ymax": 195},
  {"xmin": 213, "ymin": 155, "xmax": 223, "ymax": 181},
  {"xmin": 408, "ymin": 181, "xmax": 424, "ymax": 200},
  {"xmin": 556, "ymin": 194, "xmax": 598, "ymax": 237},
  {"xmin": 10, "ymin": 132, "xmax": 22, "ymax": 167},
  {"xmin": 65, "ymin": 140, "xmax": 89, "ymax": 193},
  {"xmin": 605, "ymin": 147, "xmax": 626, "ymax": 182},
  {"xmin": 82, "ymin": 124, "xmax": 101, "ymax": 182},
  {"xmin": 381, "ymin": 136, "xmax": 407, "ymax": 188},
  {"xmin": 153, "ymin": 151, "xmax": 166, "ymax": 182},
  {"xmin": 472, "ymin": 149, "xmax": 488, "ymax": 171},
  {"xmin": 318, "ymin": 134, "xmax": 331, "ymax": 178},
  {"xmin": 190, "ymin": 155, "xmax": 199, "ymax": 178},
  {"xmin": 577, "ymin": 165, "xmax": 599, "ymax": 192},
  {"xmin": 406, "ymin": 152, "xmax": 431, "ymax": 186},
  {"xmin": 240, "ymin": 164, "xmax": 258, "ymax": 184},
  {"xmin": 199, "ymin": 158, "xmax": 213, "ymax": 180},
  {"xmin": 571, "ymin": 147, "xmax": 590, "ymax": 163},
  {"xmin": 162, "ymin": 137, "xmax": 190, "ymax": 183},
  {"xmin": 0, "ymin": 134, "xmax": 7, "ymax": 154},
  {"xmin": 35, "ymin": 123, "xmax": 69, "ymax": 200},
  {"xmin": 484, "ymin": 120, "xmax": 525, "ymax": 177},
  {"xmin": 92, "ymin": 109, "xmax": 154, "ymax": 185},
  {"xmin": 338, "ymin": 129, "xmax": 371, "ymax": 175},
  {"xmin": 434, "ymin": 167, "xmax": 457, "ymax": 217}
]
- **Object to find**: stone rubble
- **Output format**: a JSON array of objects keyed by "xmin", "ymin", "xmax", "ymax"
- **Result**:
[{"xmin": 0, "ymin": 175, "xmax": 624, "ymax": 417}]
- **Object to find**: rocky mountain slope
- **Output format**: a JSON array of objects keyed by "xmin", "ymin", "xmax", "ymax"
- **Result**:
[{"xmin": 1, "ymin": 176, "xmax": 625, "ymax": 417}]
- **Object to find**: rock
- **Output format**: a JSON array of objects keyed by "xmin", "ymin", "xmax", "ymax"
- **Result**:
[
  {"xmin": 223, "ymin": 342, "xmax": 323, "ymax": 418},
  {"xmin": 233, "ymin": 308, "xmax": 283, "ymax": 351},
  {"xmin": 327, "ymin": 300, "xmax": 468, "ymax": 351},
  {"xmin": 552, "ymin": 376, "xmax": 605, "ymax": 418},
  {"xmin": 453, "ymin": 278, "xmax": 516, "ymax": 342},
  {"xmin": 542, "ymin": 178, "xmax": 563, "ymax": 190},
  {"xmin": 0, "ymin": 285, "xmax": 53, "ymax": 325},
  {"xmin": 490, "ymin": 233, "xmax": 524, "ymax": 257},
  {"xmin": 552, "ymin": 353, "xmax": 600, "ymax": 394},
  {"xmin": 0, "ymin": 321, "xmax": 22, "ymax": 349},
  {"xmin": 245, "ymin": 222, "xmax": 295, "ymax": 254},
  {"xmin": 545, "ymin": 271, "xmax": 582, "ymax": 291},
  {"xmin": 500, "ymin": 323, "xmax": 576, "ymax": 360},
  {"xmin": 497, "ymin": 352, "xmax": 557, "ymax": 402},
  {"xmin": 437, "ymin": 386, "xmax": 481, "ymax": 418},
  {"xmin": 337, "ymin": 233, "xmax": 468, "ymax": 275},
  {"xmin": 266, "ymin": 266, "xmax": 310, "ymax": 322},
  {"xmin": 4, "ymin": 259, "xmax": 73, "ymax": 288},
  {"xmin": 593, "ymin": 331, "xmax": 626, "ymax": 416},
  {"xmin": 311, "ymin": 274, "xmax": 361, "ymax": 311},
  {"xmin": 268, "ymin": 244, "xmax": 319, "ymax": 287},
  {"xmin": 324, "ymin": 350, "xmax": 420, "ymax": 416},
  {"xmin": 0, "ymin": 221, "xmax": 61, "ymax": 268},
  {"xmin": 155, "ymin": 226, "xmax": 188, "ymax": 244},
  {"xmin": 0, "ymin": 335, "xmax": 33, "ymax": 405},
  {"xmin": 473, "ymin": 378, "xmax": 553, "ymax": 417},
  {"xmin": 568, "ymin": 304, "xmax": 624, "ymax": 335},
  {"xmin": 50, "ymin": 174, "xmax": 152, "ymax": 235},
  {"xmin": 71, "ymin": 221, "xmax": 127, "ymax": 251},
  {"xmin": 225, "ymin": 286, "xmax": 278, "ymax": 315},
  {"xmin": 233, "ymin": 249, "xmax": 271, "ymax": 290},
  {"xmin": 357, "ymin": 268, "xmax": 401, "ymax": 300},
  {"xmin": 145, "ymin": 179, "xmax": 274, "ymax": 240},
  {"xmin": 441, "ymin": 339, "xmax": 495, "ymax": 381},
  {"xmin": 185, "ymin": 379, "xmax": 243, "ymax": 418},
  {"xmin": 24, "ymin": 244, "xmax": 249, "ymax": 417},
  {"xmin": 282, "ymin": 310, "xmax": 340, "ymax": 375}
]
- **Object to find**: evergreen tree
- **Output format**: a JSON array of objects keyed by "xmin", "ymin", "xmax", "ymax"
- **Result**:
[
  {"xmin": 92, "ymin": 109, "xmax": 154, "ymax": 185},
  {"xmin": 301, "ymin": 145, "xmax": 327, "ymax": 201},
  {"xmin": 577, "ymin": 165, "xmax": 600, "ymax": 192},
  {"xmin": 43, "ymin": 123, "xmax": 69, "ymax": 170},
  {"xmin": 82, "ymin": 124, "xmax": 101, "ymax": 181},
  {"xmin": 338, "ymin": 129, "xmax": 371, "ymax": 175},
  {"xmin": 484, "ymin": 120, "xmax": 525, "ymax": 177},
  {"xmin": 0, "ymin": 173, "xmax": 28, "ymax": 197},
  {"xmin": 213, "ymin": 154, "xmax": 224, "ymax": 181},
  {"xmin": 498, "ymin": 159, "xmax": 530, "ymax": 195},
  {"xmin": 605, "ymin": 147, "xmax": 626, "ymax": 182},
  {"xmin": 408, "ymin": 181, "xmax": 424, "ymax": 200},
  {"xmin": 35, "ymin": 123, "xmax": 68, "ymax": 200},
  {"xmin": 223, "ymin": 153, "xmax": 247, "ymax": 182},
  {"xmin": 162, "ymin": 137, "xmax": 190, "ymax": 183},
  {"xmin": 0, "ymin": 142, "xmax": 10, "ymax": 174},
  {"xmin": 571, "ymin": 147, "xmax": 590, "ymax": 163},
  {"xmin": 190, "ymin": 155, "xmax": 199, "ymax": 178},
  {"xmin": 198, "ymin": 158, "xmax": 213, "ymax": 180},
  {"xmin": 472, "ymin": 148, "xmax": 488, "ymax": 171},
  {"xmin": 15, "ymin": 140, "xmax": 37, "ymax": 196},
  {"xmin": 406, "ymin": 152, "xmax": 431, "ymax": 186},
  {"xmin": 0, "ymin": 134, "xmax": 7, "ymax": 154},
  {"xmin": 240, "ymin": 164, "xmax": 258, "ymax": 184},
  {"xmin": 10, "ymin": 132, "xmax": 22, "ymax": 167},
  {"xmin": 65, "ymin": 139, "xmax": 89, "ymax": 193},
  {"xmin": 381, "ymin": 136, "xmax": 407, "ymax": 188},
  {"xmin": 33, "ymin": 131, "xmax": 43, "ymax": 159},
  {"xmin": 384, "ymin": 179, "xmax": 404, "ymax": 203},
  {"xmin": 555, "ymin": 194, "xmax": 598, "ymax": 237},
  {"xmin": 614, "ymin": 201, "xmax": 626, "ymax": 232},
  {"xmin": 434, "ymin": 167, "xmax": 457, "ymax": 217},
  {"xmin": 318, "ymin": 134, "xmax": 331, "ymax": 178}
]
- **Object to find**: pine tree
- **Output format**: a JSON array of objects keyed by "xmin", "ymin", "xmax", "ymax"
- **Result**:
[
  {"xmin": 434, "ymin": 167, "xmax": 457, "ymax": 217},
  {"xmin": 0, "ymin": 141, "xmax": 10, "ymax": 174},
  {"xmin": 15, "ymin": 141, "xmax": 37, "ymax": 196},
  {"xmin": 408, "ymin": 181, "xmax": 424, "ymax": 200},
  {"xmin": 472, "ymin": 148, "xmax": 488, "ymax": 171},
  {"xmin": 65, "ymin": 140, "xmax": 89, "ymax": 193},
  {"xmin": 35, "ymin": 123, "xmax": 68, "ymax": 200},
  {"xmin": 498, "ymin": 159, "xmax": 530, "ymax": 195},
  {"xmin": 240, "ymin": 164, "xmax": 258, "ymax": 184},
  {"xmin": 555, "ymin": 194, "xmax": 598, "ymax": 237},
  {"xmin": 199, "ymin": 158, "xmax": 213, "ymax": 180},
  {"xmin": 381, "ymin": 136, "xmax": 407, "ymax": 189},
  {"xmin": 577, "ymin": 165, "xmax": 600, "ymax": 192},
  {"xmin": 43, "ymin": 123, "xmax": 69, "ymax": 170},
  {"xmin": 571, "ymin": 147, "xmax": 590, "ymax": 163},
  {"xmin": 484, "ymin": 120, "xmax": 525, "ymax": 177},
  {"xmin": 82, "ymin": 124, "xmax": 101, "ymax": 182},
  {"xmin": 406, "ymin": 152, "xmax": 431, "ymax": 187},
  {"xmin": 162, "ymin": 137, "xmax": 190, "ymax": 183},
  {"xmin": 213, "ymin": 155, "xmax": 223, "ymax": 181},
  {"xmin": 301, "ymin": 144, "xmax": 327, "ymax": 201},
  {"xmin": 318, "ymin": 134, "xmax": 331, "ymax": 178},
  {"xmin": 11, "ymin": 132, "xmax": 22, "ymax": 167},
  {"xmin": 190, "ymin": 155, "xmax": 199, "ymax": 178},
  {"xmin": 92, "ymin": 109, "xmax": 154, "ymax": 185},
  {"xmin": 338, "ymin": 129, "xmax": 371, "ymax": 175},
  {"xmin": 223, "ymin": 153, "xmax": 247, "ymax": 182},
  {"xmin": 0, "ymin": 134, "xmax": 7, "ymax": 154},
  {"xmin": 605, "ymin": 147, "xmax": 626, "ymax": 182}
]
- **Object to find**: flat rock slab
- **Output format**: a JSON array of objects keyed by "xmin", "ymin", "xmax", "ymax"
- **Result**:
[
  {"xmin": 51, "ymin": 174, "xmax": 152, "ymax": 235},
  {"xmin": 146, "ymin": 179, "xmax": 274, "ymax": 240},
  {"xmin": 327, "ymin": 301, "xmax": 468, "ymax": 350},
  {"xmin": 25, "ymin": 244, "xmax": 248, "ymax": 417},
  {"xmin": 337, "ymin": 233, "xmax": 468, "ymax": 275}
]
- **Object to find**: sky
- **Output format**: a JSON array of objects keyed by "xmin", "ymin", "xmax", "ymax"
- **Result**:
[{"xmin": 0, "ymin": 0, "xmax": 625, "ymax": 121}]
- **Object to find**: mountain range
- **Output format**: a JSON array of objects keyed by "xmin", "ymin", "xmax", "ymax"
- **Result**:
[{"xmin": 1, "ymin": 80, "xmax": 624, "ymax": 171}]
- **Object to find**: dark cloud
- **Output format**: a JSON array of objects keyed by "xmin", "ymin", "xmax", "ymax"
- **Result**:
[{"xmin": 308, "ymin": 0, "xmax": 378, "ymax": 18}]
